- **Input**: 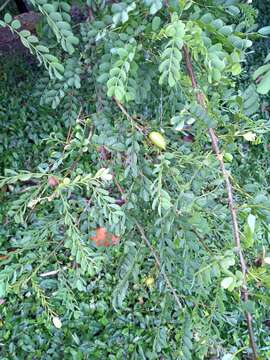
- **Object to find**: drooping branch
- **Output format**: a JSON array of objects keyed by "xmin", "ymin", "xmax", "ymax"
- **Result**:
[
  {"xmin": 0, "ymin": 11, "xmax": 40, "ymax": 53},
  {"xmin": 136, "ymin": 222, "xmax": 183, "ymax": 310},
  {"xmin": 114, "ymin": 97, "xmax": 146, "ymax": 134},
  {"xmin": 182, "ymin": 45, "xmax": 257, "ymax": 360}
]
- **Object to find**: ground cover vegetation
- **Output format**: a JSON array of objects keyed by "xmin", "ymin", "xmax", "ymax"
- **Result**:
[{"xmin": 1, "ymin": 0, "xmax": 270, "ymax": 359}]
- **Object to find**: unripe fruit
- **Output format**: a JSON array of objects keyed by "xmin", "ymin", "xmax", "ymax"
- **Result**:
[
  {"xmin": 63, "ymin": 177, "xmax": 70, "ymax": 185},
  {"xmin": 145, "ymin": 277, "xmax": 155, "ymax": 287},
  {"xmin": 224, "ymin": 152, "xmax": 233, "ymax": 163},
  {"xmin": 149, "ymin": 131, "xmax": 166, "ymax": 150}
]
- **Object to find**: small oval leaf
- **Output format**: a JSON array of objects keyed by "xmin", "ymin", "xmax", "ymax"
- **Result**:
[
  {"xmin": 221, "ymin": 276, "xmax": 234, "ymax": 289},
  {"xmin": 52, "ymin": 316, "xmax": 62, "ymax": 329}
]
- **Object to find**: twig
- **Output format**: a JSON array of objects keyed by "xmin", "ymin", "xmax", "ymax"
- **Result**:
[
  {"xmin": 192, "ymin": 228, "xmax": 213, "ymax": 255},
  {"xmin": 114, "ymin": 178, "xmax": 124, "ymax": 195},
  {"xmin": 39, "ymin": 268, "xmax": 67, "ymax": 277},
  {"xmin": 113, "ymin": 98, "xmax": 146, "ymax": 134},
  {"xmin": 87, "ymin": 6, "xmax": 95, "ymax": 21},
  {"xmin": 0, "ymin": 0, "xmax": 11, "ymax": 12},
  {"xmin": 65, "ymin": 125, "xmax": 93, "ymax": 177},
  {"xmin": 65, "ymin": 126, "xmax": 72, "ymax": 145},
  {"xmin": 75, "ymin": 198, "xmax": 92, "ymax": 227},
  {"xmin": 136, "ymin": 222, "xmax": 183, "ymax": 310},
  {"xmin": 63, "ymin": 107, "xmax": 82, "ymax": 154},
  {"xmin": 183, "ymin": 45, "xmax": 257, "ymax": 359}
]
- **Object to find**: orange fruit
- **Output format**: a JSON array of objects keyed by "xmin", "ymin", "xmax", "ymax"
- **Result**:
[{"xmin": 90, "ymin": 227, "xmax": 120, "ymax": 247}]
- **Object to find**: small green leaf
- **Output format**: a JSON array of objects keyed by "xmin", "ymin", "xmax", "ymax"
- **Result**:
[
  {"xmin": 168, "ymin": 73, "xmax": 176, "ymax": 87},
  {"xmin": 116, "ymin": 48, "xmax": 128, "ymax": 58},
  {"xmin": 114, "ymin": 86, "xmax": 125, "ymax": 101},
  {"xmin": 43, "ymin": 4, "xmax": 55, "ymax": 13},
  {"xmin": 231, "ymin": 63, "xmax": 241, "ymax": 76},
  {"xmin": 258, "ymin": 26, "xmax": 270, "ymax": 35},
  {"xmin": 52, "ymin": 62, "xmax": 64, "ymax": 73},
  {"xmin": 220, "ymin": 257, "xmax": 235, "ymax": 271},
  {"xmin": 11, "ymin": 19, "xmax": 21, "ymax": 30},
  {"xmin": 97, "ymin": 73, "xmax": 109, "ymax": 83},
  {"xmin": 107, "ymin": 86, "xmax": 115, "ymax": 97},
  {"xmin": 44, "ymin": 54, "xmax": 59, "ymax": 62},
  {"xmin": 152, "ymin": 16, "xmax": 161, "ymax": 31},
  {"xmin": 257, "ymin": 72, "xmax": 270, "ymax": 94},
  {"xmin": 19, "ymin": 29, "xmax": 31, "ymax": 37},
  {"xmin": 247, "ymin": 214, "xmax": 256, "ymax": 233},
  {"xmin": 4, "ymin": 13, "xmax": 12, "ymax": 24},
  {"xmin": 0, "ymin": 282, "xmax": 6, "ymax": 298},
  {"xmin": 27, "ymin": 35, "xmax": 39, "ymax": 43},
  {"xmin": 221, "ymin": 277, "xmax": 234, "ymax": 289},
  {"xmin": 253, "ymin": 64, "xmax": 270, "ymax": 79},
  {"xmin": 49, "ymin": 12, "xmax": 63, "ymax": 22},
  {"xmin": 67, "ymin": 36, "xmax": 79, "ymax": 45},
  {"xmin": 36, "ymin": 45, "xmax": 49, "ymax": 53}
]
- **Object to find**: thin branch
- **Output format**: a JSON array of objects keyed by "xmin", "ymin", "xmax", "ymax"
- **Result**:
[
  {"xmin": 114, "ymin": 177, "xmax": 125, "ymax": 196},
  {"xmin": 113, "ymin": 98, "xmax": 146, "ymax": 134},
  {"xmin": 65, "ymin": 123, "xmax": 93, "ymax": 177},
  {"xmin": 136, "ymin": 221, "xmax": 183, "ymax": 310},
  {"xmin": 0, "ymin": 0, "xmax": 11, "ymax": 12},
  {"xmin": 39, "ymin": 267, "xmax": 67, "ymax": 277},
  {"xmin": 192, "ymin": 228, "xmax": 213, "ymax": 255},
  {"xmin": 183, "ymin": 45, "xmax": 257, "ymax": 359}
]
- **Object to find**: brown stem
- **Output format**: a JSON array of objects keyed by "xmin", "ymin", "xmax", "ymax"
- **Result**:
[
  {"xmin": 183, "ymin": 45, "xmax": 257, "ymax": 359},
  {"xmin": 136, "ymin": 222, "xmax": 183, "ymax": 310},
  {"xmin": 192, "ymin": 228, "xmax": 213, "ymax": 255},
  {"xmin": 113, "ymin": 98, "xmax": 146, "ymax": 134}
]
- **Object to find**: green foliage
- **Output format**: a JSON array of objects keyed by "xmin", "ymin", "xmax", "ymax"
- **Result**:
[
  {"xmin": 254, "ymin": 53, "xmax": 270, "ymax": 94},
  {"xmin": 30, "ymin": 0, "xmax": 79, "ymax": 54},
  {"xmin": 159, "ymin": 13, "xmax": 185, "ymax": 87},
  {"xmin": 0, "ymin": 14, "xmax": 64, "ymax": 78},
  {"xmin": 106, "ymin": 43, "xmax": 138, "ymax": 102},
  {"xmin": 1, "ymin": 1, "xmax": 270, "ymax": 359}
]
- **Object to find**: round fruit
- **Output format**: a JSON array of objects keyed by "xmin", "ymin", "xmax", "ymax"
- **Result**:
[
  {"xmin": 48, "ymin": 176, "xmax": 59, "ymax": 187},
  {"xmin": 149, "ymin": 131, "xmax": 166, "ymax": 150},
  {"xmin": 224, "ymin": 152, "xmax": 233, "ymax": 163},
  {"xmin": 145, "ymin": 277, "xmax": 155, "ymax": 287}
]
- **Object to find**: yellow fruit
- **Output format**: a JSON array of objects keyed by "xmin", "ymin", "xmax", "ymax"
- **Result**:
[
  {"xmin": 145, "ymin": 277, "xmax": 155, "ymax": 287},
  {"xmin": 62, "ymin": 177, "xmax": 70, "ymax": 185},
  {"xmin": 149, "ymin": 131, "xmax": 166, "ymax": 150},
  {"xmin": 224, "ymin": 152, "xmax": 233, "ymax": 163}
]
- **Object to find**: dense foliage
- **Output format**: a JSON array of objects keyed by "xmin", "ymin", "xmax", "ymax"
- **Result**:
[{"xmin": 1, "ymin": 0, "xmax": 270, "ymax": 359}]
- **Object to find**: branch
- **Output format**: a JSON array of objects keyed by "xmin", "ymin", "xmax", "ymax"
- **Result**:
[
  {"xmin": 113, "ymin": 98, "xmax": 146, "ymax": 134},
  {"xmin": 183, "ymin": 45, "xmax": 257, "ymax": 359},
  {"xmin": 39, "ymin": 267, "xmax": 67, "ymax": 277},
  {"xmin": 0, "ymin": 0, "xmax": 11, "ymax": 12},
  {"xmin": 192, "ymin": 228, "xmax": 213, "ymax": 255},
  {"xmin": 136, "ymin": 222, "xmax": 183, "ymax": 310}
]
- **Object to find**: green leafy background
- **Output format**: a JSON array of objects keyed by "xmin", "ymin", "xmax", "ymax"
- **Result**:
[{"xmin": 1, "ymin": 1, "xmax": 270, "ymax": 359}]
